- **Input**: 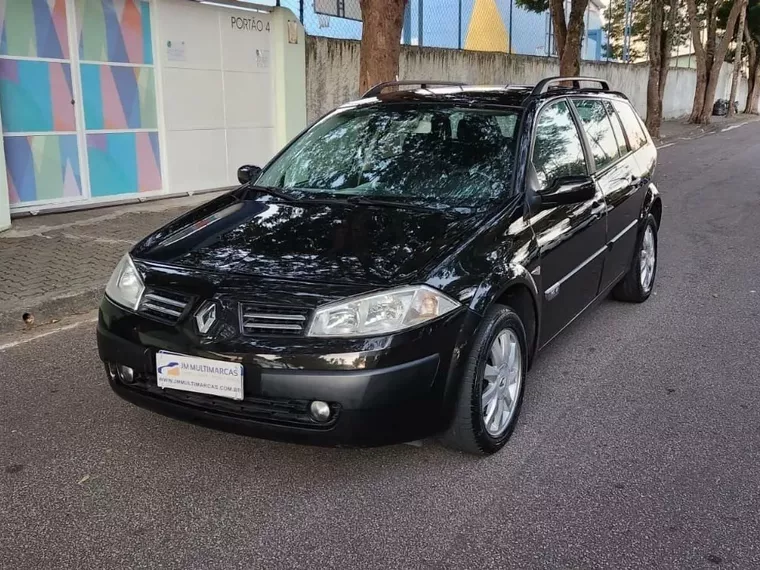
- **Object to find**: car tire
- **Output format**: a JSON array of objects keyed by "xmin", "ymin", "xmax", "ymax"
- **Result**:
[
  {"xmin": 440, "ymin": 304, "xmax": 527, "ymax": 455},
  {"xmin": 613, "ymin": 213, "xmax": 658, "ymax": 303}
]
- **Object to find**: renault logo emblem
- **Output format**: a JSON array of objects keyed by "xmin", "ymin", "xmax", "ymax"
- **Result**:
[{"xmin": 195, "ymin": 302, "xmax": 217, "ymax": 334}]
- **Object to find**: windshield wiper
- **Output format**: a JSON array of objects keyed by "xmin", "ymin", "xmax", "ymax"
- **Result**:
[
  {"xmin": 344, "ymin": 195, "xmax": 439, "ymax": 212},
  {"xmin": 244, "ymin": 184, "xmax": 297, "ymax": 202}
]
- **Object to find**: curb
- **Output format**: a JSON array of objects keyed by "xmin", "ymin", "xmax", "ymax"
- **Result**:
[{"xmin": 0, "ymin": 286, "xmax": 104, "ymax": 336}]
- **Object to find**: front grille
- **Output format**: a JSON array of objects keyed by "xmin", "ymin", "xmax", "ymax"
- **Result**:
[
  {"xmin": 138, "ymin": 289, "xmax": 191, "ymax": 323},
  {"xmin": 240, "ymin": 303, "xmax": 311, "ymax": 336}
]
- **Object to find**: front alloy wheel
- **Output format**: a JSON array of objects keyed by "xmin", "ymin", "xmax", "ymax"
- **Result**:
[
  {"xmin": 441, "ymin": 305, "xmax": 527, "ymax": 455},
  {"xmin": 482, "ymin": 329, "xmax": 522, "ymax": 437}
]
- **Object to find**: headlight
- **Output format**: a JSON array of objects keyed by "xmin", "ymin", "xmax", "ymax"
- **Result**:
[
  {"xmin": 307, "ymin": 285, "xmax": 460, "ymax": 337},
  {"xmin": 105, "ymin": 254, "xmax": 145, "ymax": 310}
]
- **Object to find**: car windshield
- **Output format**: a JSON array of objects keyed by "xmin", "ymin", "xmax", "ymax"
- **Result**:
[{"xmin": 257, "ymin": 105, "xmax": 521, "ymax": 209}]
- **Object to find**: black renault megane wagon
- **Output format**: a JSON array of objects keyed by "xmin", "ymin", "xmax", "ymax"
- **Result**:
[{"xmin": 98, "ymin": 77, "xmax": 662, "ymax": 455}]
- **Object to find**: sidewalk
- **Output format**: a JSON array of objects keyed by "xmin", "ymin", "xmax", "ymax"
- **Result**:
[
  {"xmin": 0, "ymin": 192, "xmax": 224, "ymax": 335},
  {"xmin": 657, "ymin": 113, "xmax": 760, "ymax": 144}
]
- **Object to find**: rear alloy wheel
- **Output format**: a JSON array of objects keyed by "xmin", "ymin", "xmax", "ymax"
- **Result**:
[
  {"xmin": 639, "ymin": 224, "xmax": 656, "ymax": 292},
  {"xmin": 613, "ymin": 213, "xmax": 658, "ymax": 303},
  {"xmin": 441, "ymin": 305, "xmax": 527, "ymax": 455}
]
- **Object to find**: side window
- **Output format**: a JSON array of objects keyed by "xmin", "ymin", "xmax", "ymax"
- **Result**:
[
  {"xmin": 612, "ymin": 101, "xmax": 648, "ymax": 151},
  {"xmin": 571, "ymin": 99, "xmax": 621, "ymax": 170},
  {"xmin": 532, "ymin": 100, "xmax": 588, "ymax": 190},
  {"xmin": 604, "ymin": 101, "xmax": 629, "ymax": 157}
]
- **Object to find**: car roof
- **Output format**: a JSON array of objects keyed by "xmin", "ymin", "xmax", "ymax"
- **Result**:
[{"xmin": 338, "ymin": 82, "xmax": 630, "ymax": 112}]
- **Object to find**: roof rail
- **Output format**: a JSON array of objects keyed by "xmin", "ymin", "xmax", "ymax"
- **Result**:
[
  {"xmin": 531, "ymin": 77, "xmax": 610, "ymax": 96},
  {"xmin": 362, "ymin": 80, "xmax": 466, "ymax": 99}
]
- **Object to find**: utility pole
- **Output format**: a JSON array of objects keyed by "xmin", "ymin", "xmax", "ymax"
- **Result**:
[
  {"xmin": 728, "ymin": 0, "xmax": 748, "ymax": 116},
  {"xmin": 623, "ymin": 0, "xmax": 631, "ymax": 62},
  {"xmin": 458, "ymin": 0, "xmax": 463, "ymax": 49},
  {"xmin": 418, "ymin": 0, "xmax": 424, "ymax": 46}
]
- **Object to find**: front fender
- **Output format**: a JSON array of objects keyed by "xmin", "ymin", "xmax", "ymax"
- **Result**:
[
  {"xmin": 469, "ymin": 263, "xmax": 540, "ymax": 317},
  {"xmin": 467, "ymin": 262, "xmax": 542, "ymax": 366},
  {"xmin": 439, "ymin": 265, "xmax": 542, "ymax": 422}
]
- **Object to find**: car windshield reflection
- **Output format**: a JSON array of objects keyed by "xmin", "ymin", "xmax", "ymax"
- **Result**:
[{"xmin": 257, "ymin": 105, "xmax": 521, "ymax": 209}]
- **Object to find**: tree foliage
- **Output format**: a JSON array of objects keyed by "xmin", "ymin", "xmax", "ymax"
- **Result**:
[
  {"xmin": 516, "ymin": 0, "xmax": 590, "ymax": 75},
  {"xmin": 603, "ymin": 0, "xmax": 690, "ymax": 61},
  {"xmin": 515, "ymin": 0, "xmax": 548, "ymax": 12},
  {"xmin": 718, "ymin": 0, "xmax": 760, "ymax": 54}
]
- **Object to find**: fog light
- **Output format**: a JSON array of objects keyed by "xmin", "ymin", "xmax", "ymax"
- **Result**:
[
  {"xmin": 117, "ymin": 364, "xmax": 135, "ymax": 384},
  {"xmin": 309, "ymin": 400, "xmax": 331, "ymax": 422}
]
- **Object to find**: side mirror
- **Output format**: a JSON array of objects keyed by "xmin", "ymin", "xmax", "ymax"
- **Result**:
[
  {"xmin": 237, "ymin": 164, "xmax": 262, "ymax": 185},
  {"xmin": 536, "ymin": 175, "xmax": 596, "ymax": 210}
]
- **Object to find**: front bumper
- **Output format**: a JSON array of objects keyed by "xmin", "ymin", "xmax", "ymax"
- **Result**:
[{"xmin": 97, "ymin": 298, "xmax": 480, "ymax": 447}]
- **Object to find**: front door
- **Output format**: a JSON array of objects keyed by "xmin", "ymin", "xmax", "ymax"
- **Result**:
[{"xmin": 528, "ymin": 99, "xmax": 607, "ymax": 346}]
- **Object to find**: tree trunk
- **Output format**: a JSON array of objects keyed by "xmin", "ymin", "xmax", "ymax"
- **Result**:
[
  {"xmin": 646, "ymin": 0, "xmax": 665, "ymax": 137},
  {"xmin": 686, "ymin": 0, "xmax": 708, "ymax": 122},
  {"xmin": 744, "ymin": 26, "xmax": 759, "ymax": 113},
  {"xmin": 549, "ymin": 0, "xmax": 568, "ymax": 61},
  {"xmin": 358, "ymin": 0, "xmax": 408, "ymax": 95},
  {"xmin": 559, "ymin": 0, "xmax": 590, "ymax": 76},
  {"xmin": 550, "ymin": 0, "xmax": 588, "ymax": 77},
  {"xmin": 697, "ymin": 0, "xmax": 745, "ymax": 123},
  {"xmin": 728, "ymin": 0, "xmax": 748, "ymax": 117},
  {"xmin": 746, "ymin": 57, "xmax": 760, "ymax": 114},
  {"xmin": 702, "ymin": 0, "xmax": 718, "ymax": 73},
  {"xmin": 658, "ymin": 0, "xmax": 678, "ymax": 103},
  {"xmin": 749, "ymin": 64, "xmax": 760, "ymax": 113}
]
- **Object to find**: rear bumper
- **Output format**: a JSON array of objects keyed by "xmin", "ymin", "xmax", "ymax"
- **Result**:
[{"xmin": 97, "ymin": 302, "xmax": 480, "ymax": 447}]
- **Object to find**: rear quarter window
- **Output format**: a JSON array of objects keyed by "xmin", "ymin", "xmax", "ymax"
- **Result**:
[{"xmin": 611, "ymin": 101, "xmax": 648, "ymax": 151}]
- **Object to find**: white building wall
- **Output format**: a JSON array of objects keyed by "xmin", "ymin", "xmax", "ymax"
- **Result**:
[{"xmin": 155, "ymin": 0, "xmax": 276, "ymax": 194}]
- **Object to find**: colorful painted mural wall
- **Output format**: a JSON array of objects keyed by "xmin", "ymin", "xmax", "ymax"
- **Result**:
[{"xmin": 0, "ymin": 0, "xmax": 161, "ymax": 210}]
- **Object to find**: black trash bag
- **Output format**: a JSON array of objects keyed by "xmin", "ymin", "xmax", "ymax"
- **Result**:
[
  {"xmin": 713, "ymin": 99, "xmax": 741, "ymax": 116},
  {"xmin": 713, "ymin": 99, "xmax": 730, "ymax": 116}
]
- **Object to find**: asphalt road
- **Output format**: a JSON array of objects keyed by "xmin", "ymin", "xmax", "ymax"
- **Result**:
[{"xmin": 2, "ymin": 123, "xmax": 760, "ymax": 570}]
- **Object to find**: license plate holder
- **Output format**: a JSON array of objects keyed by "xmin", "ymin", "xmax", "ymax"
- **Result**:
[{"xmin": 156, "ymin": 351, "xmax": 244, "ymax": 401}]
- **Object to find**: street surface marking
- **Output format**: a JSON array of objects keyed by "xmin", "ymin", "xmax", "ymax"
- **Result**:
[
  {"xmin": 657, "ymin": 143, "xmax": 675, "ymax": 149},
  {"xmin": 0, "ymin": 316, "xmax": 97, "ymax": 352},
  {"xmin": 721, "ymin": 122, "xmax": 748, "ymax": 133}
]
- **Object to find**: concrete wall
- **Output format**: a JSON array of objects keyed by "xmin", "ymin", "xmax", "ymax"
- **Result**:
[{"xmin": 305, "ymin": 36, "xmax": 750, "ymax": 124}]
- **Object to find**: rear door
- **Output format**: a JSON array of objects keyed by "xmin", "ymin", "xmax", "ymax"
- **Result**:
[
  {"xmin": 528, "ymin": 99, "xmax": 607, "ymax": 345},
  {"xmin": 572, "ymin": 97, "xmax": 649, "ymax": 291},
  {"xmin": 602, "ymin": 100, "xmax": 651, "ymax": 287}
]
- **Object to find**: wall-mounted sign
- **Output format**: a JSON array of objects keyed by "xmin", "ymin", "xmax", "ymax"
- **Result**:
[
  {"xmin": 256, "ymin": 49, "xmax": 270, "ymax": 69},
  {"xmin": 288, "ymin": 20, "xmax": 298, "ymax": 44},
  {"xmin": 167, "ymin": 40, "xmax": 186, "ymax": 61},
  {"xmin": 230, "ymin": 15, "xmax": 270, "ymax": 32}
]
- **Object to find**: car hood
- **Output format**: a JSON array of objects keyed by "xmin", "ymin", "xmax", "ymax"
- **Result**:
[{"xmin": 132, "ymin": 197, "xmax": 485, "ymax": 286}]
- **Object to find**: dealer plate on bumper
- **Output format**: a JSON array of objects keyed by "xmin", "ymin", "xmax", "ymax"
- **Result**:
[{"xmin": 156, "ymin": 351, "xmax": 243, "ymax": 400}]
